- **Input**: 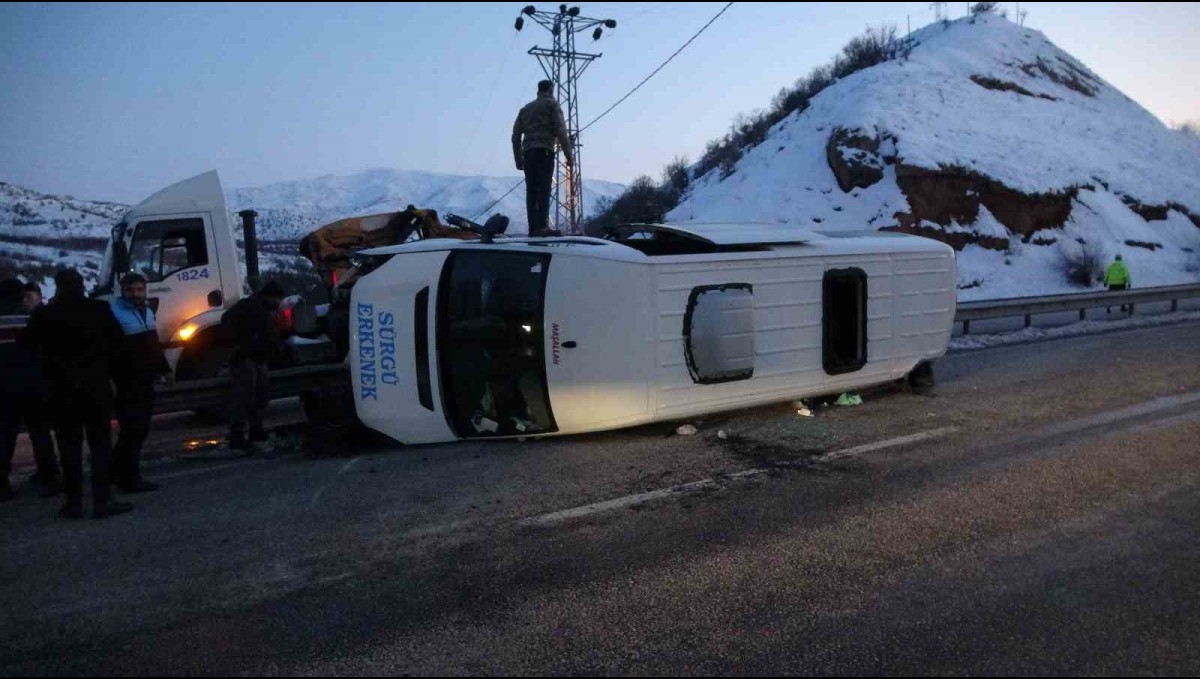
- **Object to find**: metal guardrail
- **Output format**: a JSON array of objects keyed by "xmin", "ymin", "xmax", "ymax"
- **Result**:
[
  {"xmin": 153, "ymin": 363, "xmax": 348, "ymax": 415},
  {"xmin": 954, "ymin": 283, "xmax": 1200, "ymax": 335}
]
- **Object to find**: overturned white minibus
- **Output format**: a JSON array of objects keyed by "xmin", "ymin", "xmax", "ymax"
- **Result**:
[{"xmin": 349, "ymin": 223, "xmax": 955, "ymax": 444}]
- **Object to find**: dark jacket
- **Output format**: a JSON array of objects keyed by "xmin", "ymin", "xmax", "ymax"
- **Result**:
[
  {"xmin": 222, "ymin": 295, "xmax": 282, "ymax": 364},
  {"xmin": 512, "ymin": 92, "xmax": 573, "ymax": 163},
  {"xmin": 1, "ymin": 301, "xmax": 46, "ymax": 399},
  {"xmin": 109, "ymin": 297, "xmax": 170, "ymax": 387},
  {"xmin": 21, "ymin": 296, "xmax": 124, "ymax": 401}
]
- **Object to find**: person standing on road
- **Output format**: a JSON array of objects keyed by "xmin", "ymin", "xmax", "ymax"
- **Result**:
[
  {"xmin": 1104, "ymin": 254, "xmax": 1132, "ymax": 313},
  {"xmin": 222, "ymin": 280, "xmax": 286, "ymax": 451},
  {"xmin": 1, "ymin": 279, "xmax": 62, "ymax": 502},
  {"xmin": 512, "ymin": 79, "xmax": 574, "ymax": 237},
  {"xmin": 109, "ymin": 273, "xmax": 170, "ymax": 493},
  {"xmin": 21, "ymin": 270, "xmax": 132, "ymax": 519}
]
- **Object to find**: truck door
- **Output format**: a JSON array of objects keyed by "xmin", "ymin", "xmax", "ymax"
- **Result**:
[{"xmin": 125, "ymin": 214, "xmax": 221, "ymax": 344}]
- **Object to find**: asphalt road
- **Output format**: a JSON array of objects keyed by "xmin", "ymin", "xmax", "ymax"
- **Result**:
[{"xmin": 2, "ymin": 320, "xmax": 1199, "ymax": 675}]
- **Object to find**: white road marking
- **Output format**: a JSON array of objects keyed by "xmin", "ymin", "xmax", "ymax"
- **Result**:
[
  {"xmin": 813, "ymin": 426, "xmax": 961, "ymax": 462},
  {"xmin": 309, "ymin": 456, "xmax": 362, "ymax": 508},
  {"xmin": 520, "ymin": 427, "xmax": 960, "ymax": 528},
  {"xmin": 338, "ymin": 456, "xmax": 362, "ymax": 476},
  {"xmin": 1016, "ymin": 391, "xmax": 1200, "ymax": 442},
  {"xmin": 309, "ymin": 486, "xmax": 327, "ymax": 508}
]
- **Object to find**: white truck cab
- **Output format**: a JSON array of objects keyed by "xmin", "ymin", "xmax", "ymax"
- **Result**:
[
  {"xmin": 98, "ymin": 171, "xmax": 245, "ymax": 377},
  {"xmin": 350, "ymin": 224, "xmax": 957, "ymax": 445}
]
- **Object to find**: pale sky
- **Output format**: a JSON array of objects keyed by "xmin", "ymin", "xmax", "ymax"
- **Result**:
[{"xmin": 1, "ymin": 2, "xmax": 1198, "ymax": 202}]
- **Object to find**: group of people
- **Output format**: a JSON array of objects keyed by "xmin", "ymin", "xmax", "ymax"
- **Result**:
[
  {"xmin": 1, "ymin": 269, "xmax": 287, "ymax": 519},
  {"xmin": 1, "ymin": 270, "xmax": 154, "ymax": 518}
]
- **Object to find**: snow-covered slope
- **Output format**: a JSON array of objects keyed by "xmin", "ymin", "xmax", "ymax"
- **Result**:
[
  {"xmin": 0, "ymin": 181, "xmax": 126, "ymax": 291},
  {"xmin": 0, "ymin": 181, "xmax": 126, "ymax": 239},
  {"xmin": 669, "ymin": 14, "xmax": 1200, "ymax": 300}
]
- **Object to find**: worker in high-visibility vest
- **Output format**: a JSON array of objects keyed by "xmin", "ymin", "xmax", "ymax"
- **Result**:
[{"xmin": 1104, "ymin": 254, "xmax": 1132, "ymax": 314}]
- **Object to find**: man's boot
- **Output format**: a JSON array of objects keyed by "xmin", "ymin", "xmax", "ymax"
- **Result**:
[
  {"xmin": 93, "ymin": 500, "xmax": 134, "ymax": 519},
  {"xmin": 35, "ymin": 475, "xmax": 63, "ymax": 498},
  {"xmin": 229, "ymin": 431, "xmax": 255, "ymax": 452},
  {"xmin": 116, "ymin": 477, "xmax": 160, "ymax": 494},
  {"xmin": 59, "ymin": 498, "xmax": 84, "ymax": 519}
]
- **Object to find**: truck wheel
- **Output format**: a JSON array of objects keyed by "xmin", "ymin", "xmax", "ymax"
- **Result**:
[
  {"xmin": 176, "ymin": 347, "xmax": 231, "ymax": 381},
  {"xmin": 300, "ymin": 389, "xmax": 323, "ymax": 423},
  {"xmin": 300, "ymin": 382, "xmax": 356, "ymax": 425},
  {"xmin": 300, "ymin": 384, "xmax": 380, "ymax": 450},
  {"xmin": 176, "ymin": 346, "xmax": 232, "ymax": 419},
  {"xmin": 907, "ymin": 361, "xmax": 935, "ymax": 393}
]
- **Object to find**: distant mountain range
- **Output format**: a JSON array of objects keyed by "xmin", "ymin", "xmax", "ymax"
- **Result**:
[{"xmin": 0, "ymin": 169, "xmax": 627, "ymax": 290}]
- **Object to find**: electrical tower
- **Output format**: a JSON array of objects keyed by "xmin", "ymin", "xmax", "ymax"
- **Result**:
[{"xmin": 515, "ymin": 4, "xmax": 617, "ymax": 234}]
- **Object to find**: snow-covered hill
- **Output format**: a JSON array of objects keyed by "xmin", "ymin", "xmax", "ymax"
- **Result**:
[
  {"xmin": 0, "ymin": 181, "xmax": 126, "ymax": 290},
  {"xmin": 669, "ymin": 14, "xmax": 1200, "ymax": 300}
]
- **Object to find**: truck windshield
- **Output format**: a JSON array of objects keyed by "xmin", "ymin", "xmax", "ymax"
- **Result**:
[{"xmin": 437, "ymin": 250, "xmax": 556, "ymax": 438}]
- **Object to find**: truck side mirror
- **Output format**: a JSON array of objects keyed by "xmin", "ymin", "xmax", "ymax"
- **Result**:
[
  {"xmin": 480, "ymin": 214, "xmax": 510, "ymax": 244},
  {"xmin": 112, "ymin": 241, "xmax": 130, "ymax": 276}
]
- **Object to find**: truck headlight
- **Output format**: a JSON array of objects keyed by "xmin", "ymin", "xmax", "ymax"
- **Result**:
[{"xmin": 177, "ymin": 323, "xmax": 199, "ymax": 342}]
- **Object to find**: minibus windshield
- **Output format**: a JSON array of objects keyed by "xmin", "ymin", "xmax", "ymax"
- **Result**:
[{"xmin": 437, "ymin": 250, "xmax": 556, "ymax": 437}]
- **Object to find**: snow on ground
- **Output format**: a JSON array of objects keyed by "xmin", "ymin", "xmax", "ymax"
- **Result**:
[
  {"xmin": 950, "ymin": 309, "xmax": 1200, "ymax": 351},
  {"xmin": 670, "ymin": 13, "xmax": 1200, "ymax": 300}
]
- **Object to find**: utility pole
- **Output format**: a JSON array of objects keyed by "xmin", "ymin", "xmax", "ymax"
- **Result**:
[
  {"xmin": 514, "ymin": 4, "xmax": 617, "ymax": 235},
  {"xmin": 905, "ymin": 14, "xmax": 912, "ymax": 59},
  {"xmin": 930, "ymin": 2, "xmax": 947, "ymax": 22}
]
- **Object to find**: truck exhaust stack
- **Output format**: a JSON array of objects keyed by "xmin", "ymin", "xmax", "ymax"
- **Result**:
[{"xmin": 239, "ymin": 209, "xmax": 260, "ymax": 290}]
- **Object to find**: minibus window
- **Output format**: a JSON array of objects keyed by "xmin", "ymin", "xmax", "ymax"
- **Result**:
[
  {"xmin": 683, "ymin": 284, "xmax": 755, "ymax": 384},
  {"xmin": 823, "ymin": 268, "xmax": 868, "ymax": 375}
]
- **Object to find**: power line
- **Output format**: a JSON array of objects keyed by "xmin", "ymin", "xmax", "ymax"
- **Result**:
[
  {"xmin": 580, "ymin": 2, "xmax": 734, "ymax": 133},
  {"xmin": 471, "ymin": 178, "xmax": 525, "ymax": 222},
  {"xmin": 455, "ymin": 32, "xmax": 520, "ymax": 177}
]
